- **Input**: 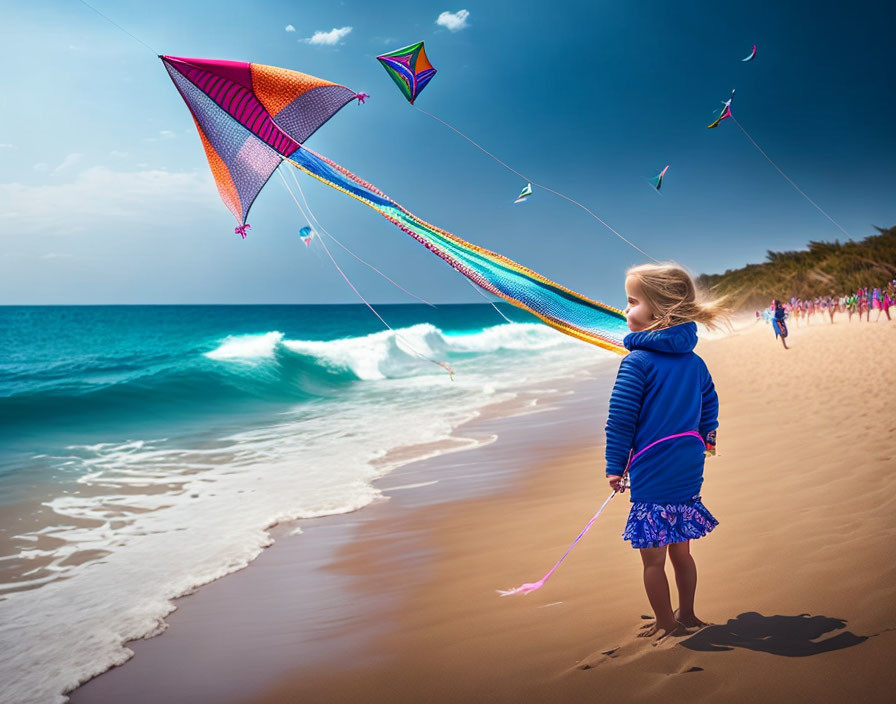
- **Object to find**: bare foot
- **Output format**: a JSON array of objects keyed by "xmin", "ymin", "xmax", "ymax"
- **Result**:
[
  {"xmin": 638, "ymin": 621, "xmax": 681, "ymax": 639},
  {"xmin": 674, "ymin": 609, "xmax": 710, "ymax": 629}
]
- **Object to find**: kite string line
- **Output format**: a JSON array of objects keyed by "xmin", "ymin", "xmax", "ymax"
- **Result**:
[
  {"xmin": 284, "ymin": 163, "xmax": 437, "ymax": 308},
  {"xmin": 462, "ymin": 278, "xmax": 516, "ymax": 324},
  {"xmin": 277, "ymin": 168, "xmax": 444, "ymax": 370},
  {"xmin": 731, "ymin": 115, "xmax": 851, "ymax": 239},
  {"xmin": 276, "ymin": 168, "xmax": 454, "ymax": 378},
  {"xmin": 75, "ymin": 0, "xmax": 159, "ymax": 55},
  {"xmin": 414, "ymin": 106, "xmax": 659, "ymax": 263},
  {"xmin": 288, "ymin": 155, "xmax": 513, "ymax": 327}
]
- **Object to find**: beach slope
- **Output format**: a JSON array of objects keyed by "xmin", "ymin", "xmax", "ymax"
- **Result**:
[{"xmin": 248, "ymin": 319, "xmax": 895, "ymax": 703}]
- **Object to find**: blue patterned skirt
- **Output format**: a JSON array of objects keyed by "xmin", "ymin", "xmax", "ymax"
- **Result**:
[{"xmin": 623, "ymin": 496, "xmax": 718, "ymax": 549}]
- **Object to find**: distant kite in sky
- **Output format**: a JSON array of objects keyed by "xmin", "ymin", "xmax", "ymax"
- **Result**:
[
  {"xmin": 650, "ymin": 165, "xmax": 669, "ymax": 191},
  {"xmin": 705, "ymin": 83, "xmax": 852, "ymax": 238},
  {"xmin": 160, "ymin": 55, "xmax": 629, "ymax": 355},
  {"xmin": 742, "ymin": 45, "xmax": 757, "ymax": 62},
  {"xmin": 376, "ymin": 41, "xmax": 437, "ymax": 105},
  {"xmin": 299, "ymin": 226, "xmax": 315, "ymax": 247},
  {"xmin": 514, "ymin": 183, "xmax": 533, "ymax": 204},
  {"xmin": 707, "ymin": 89, "xmax": 735, "ymax": 129}
]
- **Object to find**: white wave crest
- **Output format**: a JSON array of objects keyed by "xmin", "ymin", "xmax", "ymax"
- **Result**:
[
  {"xmin": 205, "ymin": 331, "xmax": 284, "ymax": 361},
  {"xmin": 444, "ymin": 323, "xmax": 567, "ymax": 353},
  {"xmin": 206, "ymin": 323, "xmax": 575, "ymax": 382}
]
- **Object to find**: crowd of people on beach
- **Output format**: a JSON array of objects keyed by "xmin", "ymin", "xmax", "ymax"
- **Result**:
[{"xmin": 758, "ymin": 278, "xmax": 895, "ymax": 348}]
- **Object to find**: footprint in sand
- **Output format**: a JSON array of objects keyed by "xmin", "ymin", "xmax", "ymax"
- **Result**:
[
  {"xmin": 640, "ymin": 610, "xmax": 714, "ymax": 637},
  {"xmin": 572, "ymin": 619, "xmax": 711, "ymax": 671}
]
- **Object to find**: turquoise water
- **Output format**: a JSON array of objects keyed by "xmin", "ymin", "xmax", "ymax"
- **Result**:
[
  {"xmin": 1, "ymin": 304, "xmax": 538, "ymax": 497},
  {"xmin": 0, "ymin": 304, "xmax": 615, "ymax": 704},
  {"xmin": 2, "ymin": 304, "xmax": 532, "ymax": 434}
]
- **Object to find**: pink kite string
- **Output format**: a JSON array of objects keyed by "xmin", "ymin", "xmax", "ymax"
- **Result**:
[
  {"xmin": 498, "ymin": 431, "xmax": 705, "ymax": 597},
  {"xmin": 497, "ymin": 489, "xmax": 618, "ymax": 597},
  {"xmin": 234, "ymin": 224, "xmax": 251, "ymax": 238},
  {"xmin": 355, "ymin": 92, "xmax": 370, "ymax": 105}
]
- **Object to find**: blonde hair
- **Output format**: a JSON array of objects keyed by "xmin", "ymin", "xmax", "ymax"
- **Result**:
[{"xmin": 626, "ymin": 262, "xmax": 729, "ymax": 332}]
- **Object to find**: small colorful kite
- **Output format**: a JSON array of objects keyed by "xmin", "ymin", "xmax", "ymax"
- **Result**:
[
  {"xmin": 742, "ymin": 45, "xmax": 757, "ymax": 62},
  {"xmin": 650, "ymin": 165, "xmax": 669, "ymax": 191},
  {"xmin": 376, "ymin": 41, "xmax": 437, "ymax": 105},
  {"xmin": 707, "ymin": 89, "xmax": 735, "ymax": 129},
  {"xmin": 299, "ymin": 226, "xmax": 315, "ymax": 247},
  {"xmin": 514, "ymin": 183, "xmax": 533, "ymax": 204}
]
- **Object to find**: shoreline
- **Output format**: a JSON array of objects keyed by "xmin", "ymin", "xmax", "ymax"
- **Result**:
[
  {"xmin": 71, "ymin": 318, "xmax": 896, "ymax": 703},
  {"xmin": 69, "ymin": 356, "xmax": 621, "ymax": 703}
]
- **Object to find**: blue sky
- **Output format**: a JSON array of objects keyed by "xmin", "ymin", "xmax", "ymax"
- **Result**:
[{"xmin": 1, "ymin": 0, "xmax": 893, "ymax": 306}]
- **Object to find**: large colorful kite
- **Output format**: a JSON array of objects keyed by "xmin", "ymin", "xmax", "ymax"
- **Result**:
[
  {"xmin": 160, "ymin": 55, "xmax": 362, "ymax": 230},
  {"xmin": 376, "ymin": 42, "xmax": 437, "ymax": 105},
  {"xmin": 160, "ymin": 55, "xmax": 628, "ymax": 354}
]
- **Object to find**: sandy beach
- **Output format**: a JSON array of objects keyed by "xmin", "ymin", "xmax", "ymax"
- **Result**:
[{"xmin": 70, "ymin": 317, "xmax": 895, "ymax": 703}]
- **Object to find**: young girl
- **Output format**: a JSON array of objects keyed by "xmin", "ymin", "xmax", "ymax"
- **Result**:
[{"xmin": 605, "ymin": 263, "xmax": 725, "ymax": 640}]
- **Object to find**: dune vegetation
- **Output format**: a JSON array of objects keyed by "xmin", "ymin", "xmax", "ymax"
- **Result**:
[{"xmin": 697, "ymin": 226, "xmax": 896, "ymax": 310}]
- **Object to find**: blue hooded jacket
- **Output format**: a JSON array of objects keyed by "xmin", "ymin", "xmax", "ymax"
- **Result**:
[{"xmin": 604, "ymin": 322, "xmax": 718, "ymax": 503}]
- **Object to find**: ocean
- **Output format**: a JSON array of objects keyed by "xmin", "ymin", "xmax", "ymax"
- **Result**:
[{"xmin": 0, "ymin": 304, "xmax": 618, "ymax": 703}]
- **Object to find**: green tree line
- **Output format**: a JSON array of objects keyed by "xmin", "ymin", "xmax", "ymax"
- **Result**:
[{"xmin": 697, "ymin": 226, "xmax": 896, "ymax": 310}]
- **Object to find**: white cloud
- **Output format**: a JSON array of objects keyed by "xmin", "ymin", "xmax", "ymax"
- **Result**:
[
  {"xmin": 285, "ymin": 24, "xmax": 295, "ymax": 32},
  {"xmin": 0, "ymin": 167, "xmax": 215, "ymax": 235},
  {"xmin": 33, "ymin": 163, "xmax": 48, "ymax": 172},
  {"xmin": 109, "ymin": 150, "xmax": 129, "ymax": 158},
  {"xmin": 54, "ymin": 153, "xmax": 83, "ymax": 173},
  {"xmin": 303, "ymin": 26, "xmax": 352, "ymax": 46},
  {"xmin": 436, "ymin": 9, "xmax": 470, "ymax": 32},
  {"xmin": 145, "ymin": 130, "xmax": 176, "ymax": 142},
  {"xmin": 0, "ymin": 144, "xmax": 15, "ymax": 149}
]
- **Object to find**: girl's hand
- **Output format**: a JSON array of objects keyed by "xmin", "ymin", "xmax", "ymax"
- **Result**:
[
  {"xmin": 705, "ymin": 429, "xmax": 717, "ymax": 457},
  {"xmin": 608, "ymin": 475, "xmax": 625, "ymax": 493}
]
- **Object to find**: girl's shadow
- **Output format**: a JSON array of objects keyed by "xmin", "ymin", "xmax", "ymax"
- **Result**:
[{"xmin": 680, "ymin": 612, "xmax": 868, "ymax": 657}]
